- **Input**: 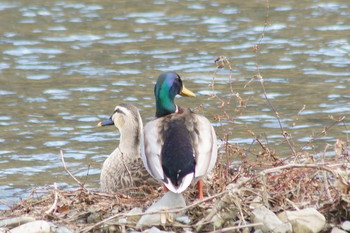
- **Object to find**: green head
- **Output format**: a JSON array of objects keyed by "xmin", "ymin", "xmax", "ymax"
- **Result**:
[{"xmin": 154, "ymin": 71, "xmax": 195, "ymax": 117}]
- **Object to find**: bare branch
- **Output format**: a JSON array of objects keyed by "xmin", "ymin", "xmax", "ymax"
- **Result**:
[
  {"xmin": 60, "ymin": 150, "xmax": 85, "ymax": 188},
  {"xmin": 45, "ymin": 183, "xmax": 58, "ymax": 215}
]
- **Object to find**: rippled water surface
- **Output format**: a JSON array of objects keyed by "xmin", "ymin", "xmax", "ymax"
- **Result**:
[{"xmin": 1, "ymin": 0, "xmax": 350, "ymax": 209}]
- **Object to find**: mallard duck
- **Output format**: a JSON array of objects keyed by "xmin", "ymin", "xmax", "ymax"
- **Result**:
[
  {"xmin": 142, "ymin": 71, "xmax": 217, "ymax": 199},
  {"xmin": 98, "ymin": 103, "xmax": 157, "ymax": 193}
]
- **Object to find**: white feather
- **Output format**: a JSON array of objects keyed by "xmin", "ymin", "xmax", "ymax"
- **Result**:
[
  {"xmin": 141, "ymin": 119, "xmax": 165, "ymax": 180},
  {"xmin": 164, "ymin": 172, "xmax": 194, "ymax": 193},
  {"xmin": 193, "ymin": 114, "xmax": 217, "ymax": 179}
]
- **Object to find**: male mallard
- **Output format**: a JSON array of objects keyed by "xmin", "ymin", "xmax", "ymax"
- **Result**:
[
  {"xmin": 142, "ymin": 71, "xmax": 217, "ymax": 199},
  {"xmin": 98, "ymin": 103, "xmax": 156, "ymax": 193}
]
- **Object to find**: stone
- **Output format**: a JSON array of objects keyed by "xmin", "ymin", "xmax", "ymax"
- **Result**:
[
  {"xmin": 250, "ymin": 196, "xmax": 263, "ymax": 209},
  {"xmin": 175, "ymin": 216, "xmax": 191, "ymax": 224},
  {"xmin": 137, "ymin": 192, "xmax": 186, "ymax": 228},
  {"xmin": 86, "ymin": 213, "xmax": 102, "ymax": 223},
  {"xmin": 49, "ymin": 223, "xmax": 73, "ymax": 233},
  {"xmin": 253, "ymin": 230, "xmax": 264, "ymax": 233},
  {"xmin": 331, "ymin": 227, "xmax": 347, "ymax": 233},
  {"xmin": 142, "ymin": 226, "xmax": 175, "ymax": 233},
  {"xmin": 126, "ymin": 207, "xmax": 143, "ymax": 222},
  {"xmin": 278, "ymin": 208, "xmax": 326, "ymax": 233},
  {"xmin": 212, "ymin": 213, "xmax": 225, "ymax": 229},
  {"xmin": 118, "ymin": 218, "xmax": 127, "ymax": 224},
  {"xmin": 0, "ymin": 216, "xmax": 36, "ymax": 228},
  {"xmin": 341, "ymin": 221, "xmax": 350, "ymax": 231},
  {"xmin": 252, "ymin": 206, "xmax": 292, "ymax": 233},
  {"xmin": 10, "ymin": 220, "xmax": 51, "ymax": 233}
]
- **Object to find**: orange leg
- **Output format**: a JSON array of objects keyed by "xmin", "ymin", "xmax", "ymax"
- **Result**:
[
  {"xmin": 197, "ymin": 180, "xmax": 203, "ymax": 199},
  {"xmin": 163, "ymin": 185, "xmax": 169, "ymax": 192}
]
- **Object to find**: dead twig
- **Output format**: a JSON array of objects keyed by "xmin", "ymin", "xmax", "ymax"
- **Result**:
[
  {"xmin": 257, "ymin": 74, "xmax": 298, "ymax": 157},
  {"xmin": 45, "ymin": 183, "xmax": 59, "ymax": 215},
  {"xmin": 208, "ymin": 222, "xmax": 263, "ymax": 233},
  {"xmin": 260, "ymin": 163, "xmax": 338, "ymax": 178},
  {"xmin": 60, "ymin": 150, "xmax": 85, "ymax": 188},
  {"xmin": 297, "ymin": 116, "xmax": 346, "ymax": 156},
  {"xmin": 243, "ymin": 0, "xmax": 298, "ymax": 158}
]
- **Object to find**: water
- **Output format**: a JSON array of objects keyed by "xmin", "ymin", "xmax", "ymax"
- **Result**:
[{"xmin": 1, "ymin": 0, "xmax": 350, "ymax": 209}]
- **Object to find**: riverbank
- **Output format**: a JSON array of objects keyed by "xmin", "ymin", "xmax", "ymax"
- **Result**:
[{"xmin": 1, "ymin": 149, "xmax": 349, "ymax": 233}]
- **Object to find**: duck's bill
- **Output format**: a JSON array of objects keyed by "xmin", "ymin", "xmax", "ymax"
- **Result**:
[
  {"xmin": 180, "ymin": 85, "xmax": 196, "ymax": 97},
  {"xmin": 97, "ymin": 117, "xmax": 114, "ymax": 127}
]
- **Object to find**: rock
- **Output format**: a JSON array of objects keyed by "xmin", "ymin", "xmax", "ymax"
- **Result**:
[
  {"xmin": 250, "ymin": 196, "xmax": 263, "ymax": 209},
  {"xmin": 278, "ymin": 208, "xmax": 326, "ymax": 233},
  {"xmin": 118, "ymin": 218, "xmax": 127, "ymax": 224},
  {"xmin": 142, "ymin": 226, "xmax": 175, "ymax": 233},
  {"xmin": 341, "ymin": 221, "xmax": 350, "ymax": 231},
  {"xmin": 50, "ymin": 224, "xmax": 73, "ymax": 233},
  {"xmin": 252, "ymin": 206, "xmax": 292, "ymax": 233},
  {"xmin": 0, "ymin": 216, "xmax": 36, "ymax": 228},
  {"xmin": 212, "ymin": 213, "xmax": 225, "ymax": 229},
  {"xmin": 175, "ymin": 216, "xmax": 191, "ymax": 224},
  {"xmin": 86, "ymin": 213, "xmax": 102, "ymax": 223},
  {"xmin": 331, "ymin": 227, "xmax": 347, "ymax": 233},
  {"xmin": 10, "ymin": 220, "xmax": 51, "ymax": 233},
  {"xmin": 137, "ymin": 192, "xmax": 186, "ymax": 228},
  {"xmin": 253, "ymin": 230, "xmax": 264, "ymax": 233},
  {"xmin": 126, "ymin": 207, "xmax": 143, "ymax": 222}
]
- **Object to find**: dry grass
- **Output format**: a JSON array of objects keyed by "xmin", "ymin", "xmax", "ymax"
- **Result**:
[{"xmin": 1, "ymin": 147, "xmax": 349, "ymax": 232}]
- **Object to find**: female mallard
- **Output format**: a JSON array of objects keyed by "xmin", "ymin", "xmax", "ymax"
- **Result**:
[
  {"xmin": 98, "ymin": 103, "xmax": 156, "ymax": 193},
  {"xmin": 142, "ymin": 71, "xmax": 217, "ymax": 199}
]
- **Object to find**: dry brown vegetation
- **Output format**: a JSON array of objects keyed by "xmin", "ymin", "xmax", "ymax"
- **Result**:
[{"xmin": 1, "ymin": 145, "xmax": 349, "ymax": 232}]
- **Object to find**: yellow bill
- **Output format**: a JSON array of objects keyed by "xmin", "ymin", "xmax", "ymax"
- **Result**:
[{"xmin": 180, "ymin": 84, "xmax": 196, "ymax": 97}]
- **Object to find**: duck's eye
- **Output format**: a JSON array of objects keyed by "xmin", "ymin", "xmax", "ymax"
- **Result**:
[
  {"xmin": 176, "ymin": 77, "xmax": 183, "ymax": 85},
  {"xmin": 113, "ymin": 108, "xmax": 124, "ymax": 115}
]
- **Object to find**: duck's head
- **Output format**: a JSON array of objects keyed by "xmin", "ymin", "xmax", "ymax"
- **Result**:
[
  {"xmin": 154, "ymin": 71, "xmax": 195, "ymax": 117},
  {"xmin": 97, "ymin": 103, "xmax": 142, "ymax": 134}
]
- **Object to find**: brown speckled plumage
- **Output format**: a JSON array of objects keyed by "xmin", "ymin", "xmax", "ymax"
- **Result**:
[{"xmin": 99, "ymin": 103, "xmax": 158, "ymax": 193}]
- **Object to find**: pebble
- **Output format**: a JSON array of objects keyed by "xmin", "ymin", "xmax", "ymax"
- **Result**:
[
  {"xmin": 176, "ymin": 216, "xmax": 191, "ymax": 224},
  {"xmin": 10, "ymin": 220, "xmax": 51, "ymax": 233},
  {"xmin": 331, "ymin": 227, "xmax": 347, "ymax": 233},
  {"xmin": 341, "ymin": 221, "xmax": 350, "ymax": 231},
  {"xmin": 126, "ymin": 207, "xmax": 143, "ymax": 222},
  {"xmin": 278, "ymin": 208, "xmax": 326, "ymax": 233},
  {"xmin": 0, "ymin": 216, "xmax": 36, "ymax": 228},
  {"xmin": 137, "ymin": 192, "xmax": 186, "ymax": 227},
  {"xmin": 142, "ymin": 226, "xmax": 175, "ymax": 233},
  {"xmin": 252, "ymin": 206, "xmax": 292, "ymax": 233},
  {"xmin": 51, "ymin": 225, "xmax": 74, "ymax": 233},
  {"xmin": 86, "ymin": 213, "xmax": 102, "ymax": 223}
]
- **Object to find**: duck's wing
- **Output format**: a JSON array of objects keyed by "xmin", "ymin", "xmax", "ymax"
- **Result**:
[
  {"xmin": 191, "ymin": 114, "xmax": 217, "ymax": 178},
  {"xmin": 142, "ymin": 112, "xmax": 217, "ymax": 189},
  {"xmin": 142, "ymin": 119, "xmax": 165, "ymax": 181}
]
